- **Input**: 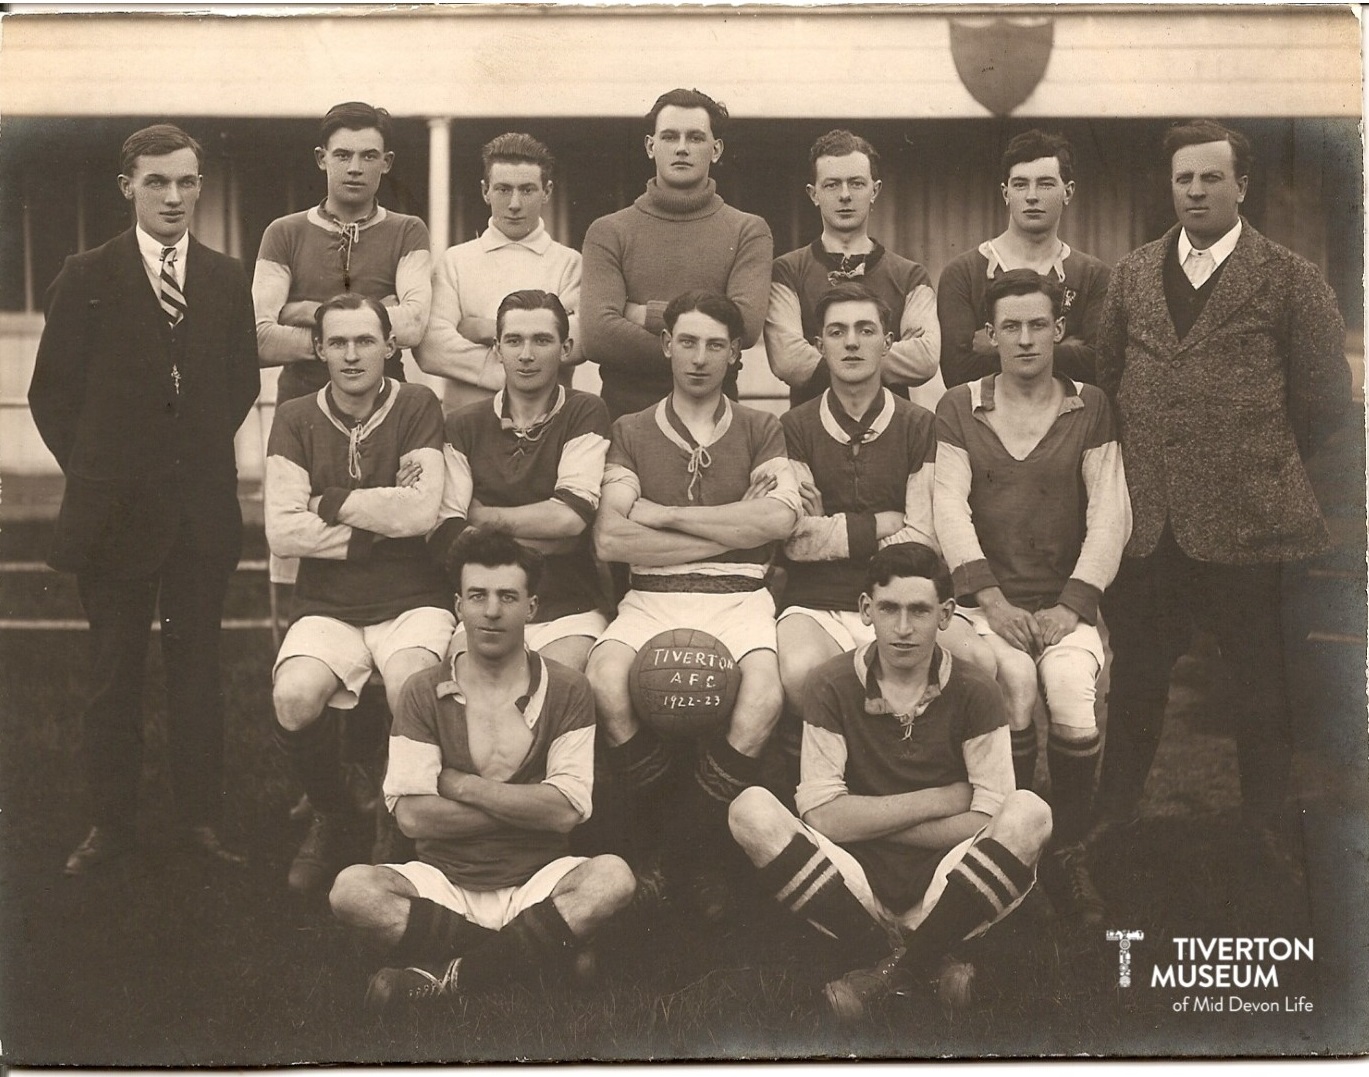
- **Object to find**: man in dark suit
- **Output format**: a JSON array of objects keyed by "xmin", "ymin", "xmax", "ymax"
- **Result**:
[
  {"xmin": 1094, "ymin": 119, "xmax": 1352, "ymax": 879},
  {"xmin": 29, "ymin": 124, "xmax": 261, "ymax": 875}
]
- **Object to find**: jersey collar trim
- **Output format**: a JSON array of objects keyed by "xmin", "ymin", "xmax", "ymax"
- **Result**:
[{"xmin": 435, "ymin": 647, "xmax": 547, "ymax": 730}]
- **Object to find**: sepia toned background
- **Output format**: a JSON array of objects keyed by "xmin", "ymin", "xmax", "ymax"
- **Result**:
[
  {"xmin": 0, "ymin": 5, "xmax": 1364, "ymax": 1064},
  {"xmin": 0, "ymin": 5, "xmax": 1362, "ymax": 486}
]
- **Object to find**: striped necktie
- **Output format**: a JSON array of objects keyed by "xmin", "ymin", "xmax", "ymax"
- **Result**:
[{"xmin": 159, "ymin": 246, "xmax": 186, "ymax": 326}]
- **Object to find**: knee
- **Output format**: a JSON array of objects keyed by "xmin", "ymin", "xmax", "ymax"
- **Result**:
[
  {"xmin": 382, "ymin": 651, "xmax": 439, "ymax": 711},
  {"xmin": 727, "ymin": 786, "xmax": 793, "ymax": 857},
  {"xmin": 1039, "ymin": 649, "xmax": 1099, "ymax": 732},
  {"xmin": 587, "ymin": 854, "xmax": 638, "ymax": 914},
  {"xmin": 996, "ymin": 648, "xmax": 1039, "ymax": 694},
  {"xmin": 328, "ymin": 864, "xmax": 381, "ymax": 923},
  {"xmin": 736, "ymin": 669, "xmax": 784, "ymax": 728},
  {"xmin": 777, "ymin": 640, "xmax": 818, "ymax": 702},
  {"xmin": 273, "ymin": 677, "xmax": 326, "ymax": 732},
  {"xmin": 586, "ymin": 649, "xmax": 631, "ymax": 709},
  {"xmin": 959, "ymin": 634, "xmax": 998, "ymax": 679},
  {"xmin": 998, "ymin": 789, "xmax": 1054, "ymax": 855}
]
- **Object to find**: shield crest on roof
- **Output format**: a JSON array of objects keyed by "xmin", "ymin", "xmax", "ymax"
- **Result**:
[{"xmin": 949, "ymin": 16, "xmax": 1055, "ymax": 116}]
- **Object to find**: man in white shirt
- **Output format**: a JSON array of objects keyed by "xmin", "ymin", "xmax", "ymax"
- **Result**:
[{"xmin": 417, "ymin": 133, "xmax": 582, "ymax": 414}]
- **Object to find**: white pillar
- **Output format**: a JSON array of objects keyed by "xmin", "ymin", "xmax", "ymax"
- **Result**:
[
  {"xmin": 410, "ymin": 116, "xmax": 453, "ymax": 396},
  {"xmin": 427, "ymin": 117, "xmax": 452, "ymax": 253}
]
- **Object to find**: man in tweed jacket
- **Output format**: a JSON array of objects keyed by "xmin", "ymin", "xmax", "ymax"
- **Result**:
[{"xmin": 1094, "ymin": 119, "xmax": 1351, "ymax": 880}]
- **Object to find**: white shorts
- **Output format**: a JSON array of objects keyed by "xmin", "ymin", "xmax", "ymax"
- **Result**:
[
  {"xmin": 382, "ymin": 856, "xmax": 585, "ymax": 932},
  {"xmin": 804, "ymin": 822, "xmax": 1030, "ymax": 935},
  {"xmin": 453, "ymin": 609, "xmax": 609, "ymax": 655},
  {"xmin": 593, "ymin": 587, "xmax": 777, "ymax": 661},
  {"xmin": 274, "ymin": 607, "xmax": 457, "ymax": 709},
  {"xmin": 777, "ymin": 607, "xmax": 873, "ymax": 653},
  {"xmin": 961, "ymin": 606, "xmax": 1106, "ymax": 667},
  {"xmin": 778, "ymin": 604, "xmax": 980, "ymax": 654}
]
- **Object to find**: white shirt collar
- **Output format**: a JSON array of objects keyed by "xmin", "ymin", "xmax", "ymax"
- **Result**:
[
  {"xmin": 1178, "ymin": 218, "xmax": 1242, "ymax": 270},
  {"xmin": 980, "ymin": 237, "xmax": 1071, "ymax": 281},
  {"xmin": 480, "ymin": 219, "xmax": 552, "ymax": 254},
  {"xmin": 135, "ymin": 225, "xmax": 189, "ymax": 284}
]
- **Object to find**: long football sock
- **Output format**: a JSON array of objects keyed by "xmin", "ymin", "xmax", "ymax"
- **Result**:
[
  {"xmin": 1010, "ymin": 725, "xmax": 1039, "ymax": 792},
  {"xmin": 895, "ymin": 838, "xmax": 1033, "ymax": 974},
  {"xmin": 755, "ymin": 833, "xmax": 890, "ymax": 962},
  {"xmin": 605, "ymin": 727, "xmax": 675, "ymax": 863},
  {"xmin": 1047, "ymin": 729, "xmax": 1101, "ymax": 845},
  {"xmin": 389, "ymin": 897, "xmax": 498, "ymax": 966},
  {"xmin": 455, "ymin": 899, "xmax": 579, "ymax": 992},
  {"xmin": 274, "ymin": 711, "xmax": 348, "ymax": 814},
  {"xmin": 667, "ymin": 736, "xmax": 761, "ymax": 878}
]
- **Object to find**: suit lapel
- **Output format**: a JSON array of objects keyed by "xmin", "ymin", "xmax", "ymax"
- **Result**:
[
  {"xmin": 1176, "ymin": 221, "xmax": 1270, "ymax": 353},
  {"xmin": 113, "ymin": 229, "xmax": 174, "ymax": 373},
  {"xmin": 182, "ymin": 234, "xmax": 212, "ymax": 357},
  {"xmin": 1132, "ymin": 227, "xmax": 1182, "ymax": 355}
]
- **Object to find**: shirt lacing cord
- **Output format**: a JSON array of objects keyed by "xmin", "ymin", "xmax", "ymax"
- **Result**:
[
  {"xmin": 685, "ymin": 445, "xmax": 712, "ymax": 502},
  {"xmin": 317, "ymin": 199, "xmax": 378, "ymax": 291},
  {"xmin": 501, "ymin": 412, "xmax": 554, "ymax": 458},
  {"xmin": 346, "ymin": 422, "xmax": 363, "ymax": 482},
  {"xmin": 338, "ymin": 222, "xmax": 361, "ymax": 291}
]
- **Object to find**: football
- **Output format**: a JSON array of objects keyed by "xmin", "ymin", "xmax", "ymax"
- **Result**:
[{"xmin": 629, "ymin": 628, "xmax": 742, "ymax": 738}]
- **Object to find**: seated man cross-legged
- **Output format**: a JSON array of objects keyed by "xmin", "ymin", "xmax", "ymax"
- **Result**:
[
  {"xmin": 933, "ymin": 268, "xmax": 1131, "ymax": 925},
  {"xmin": 729, "ymin": 543, "xmax": 1052, "ymax": 1021},
  {"xmin": 430, "ymin": 289, "xmax": 612, "ymax": 674},
  {"xmin": 330, "ymin": 529, "xmax": 636, "ymax": 1012},
  {"xmin": 266, "ymin": 294, "xmax": 453, "ymax": 897},
  {"xmin": 587, "ymin": 290, "xmax": 800, "ymax": 918}
]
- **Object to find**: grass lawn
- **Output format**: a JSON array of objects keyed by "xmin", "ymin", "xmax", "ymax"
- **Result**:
[{"xmin": 1, "ymin": 417, "xmax": 1366, "ymax": 1063}]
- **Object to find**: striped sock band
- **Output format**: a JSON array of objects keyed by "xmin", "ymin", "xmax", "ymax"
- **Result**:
[
  {"xmin": 898, "ymin": 837, "xmax": 1034, "ymax": 973},
  {"xmin": 391, "ymin": 897, "xmax": 497, "ymax": 966},
  {"xmin": 458, "ymin": 899, "xmax": 579, "ymax": 992},
  {"xmin": 755, "ymin": 833, "xmax": 888, "ymax": 958}
]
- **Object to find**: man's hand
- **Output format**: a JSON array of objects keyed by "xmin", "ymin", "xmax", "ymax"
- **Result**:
[
  {"xmin": 874, "ymin": 511, "xmax": 906, "ymax": 539},
  {"xmin": 457, "ymin": 315, "xmax": 497, "ymax": 346},
  {"xmin": 941, "ymin": 781, "xmax": 974, "ymax": 815},
  {"xmin": 628, "ymin": 498, "xmax": 669, "ymax": 529},
  {"xmin": 396, "ymin": 459, "xmax": 423, "ymax": 488},
  {"xmin": 280, "ymin": 300, "xmax": 321, "ymax": 329},
  {"xmin": 798, "ymin": 479, "xmax": 825, "ymax": 517},
  {"xmin": 624, "ymin": 302, "xmax": 649, "ymax": 327},
  {"xmin": 467, "ymin": 498, "xmax": 498, "ymax": 526},
  {"xmin": 438, "ymin": 768, "xmax": 475, "ymax": 802},
  {"xmin": 981, "ymin": 594, "xmax": 1043, "ymax": 654},
  {"xmin": 1034, "ymin": 604, "xmax": 1081, "ymax": 648},
  {"xmin": 745, "ymin": 472, "xmax": 778, "ymax": 501},
  {"xmin": 971, "ymin": 327, "xmax": 998, "ymax": 357}
]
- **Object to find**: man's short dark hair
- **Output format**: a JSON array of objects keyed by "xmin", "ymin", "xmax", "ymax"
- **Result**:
[
  {"xmin": 1000, "ymin": 129, "xmax": 1074, "ymax": 186},
  {"xmin": 119, "ymin": 124, "xmax": 203, "ymax": 177},
  {"xmin": 662, "ymin": 290, "xmax": 745, "ymax": 342},
  {"xmin": 646, "ymin": 88, "xmax": 729, "ymax": 138},
  {"xmin": 481, "ymin": 132, "xmax": 555, "ymax": 186},
  {"xmin": 984, "ymin": 268, "xmax": 1064, "ymax": 323},
  {"xmin": 446, "ymin": 527, "xmax": 544, "ymax": 597},
  {"xmin": 810, "ymin": 129, "xmax": 881, "ymax": 183},
  {"xmin": 1163, "ymin": 119, "xmax": 1253, "ymax": 180},
  {"xmin": 318, "ymin": 101, "xmax": 393, "ymax": 151},
  {"xmin": 814, "ymin": 282, "xmax": 892, "ymax": 336},
  {"xmin": 496, "ymin": 289, "xmax": 570, "ymax": 343},
  {"xmin": 864, "ymin": 542, "xmax": 953, "ymax": 605},
  {"xmin": 311, "ymin": 292, "xmax": 393, "ymax": 345}
]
